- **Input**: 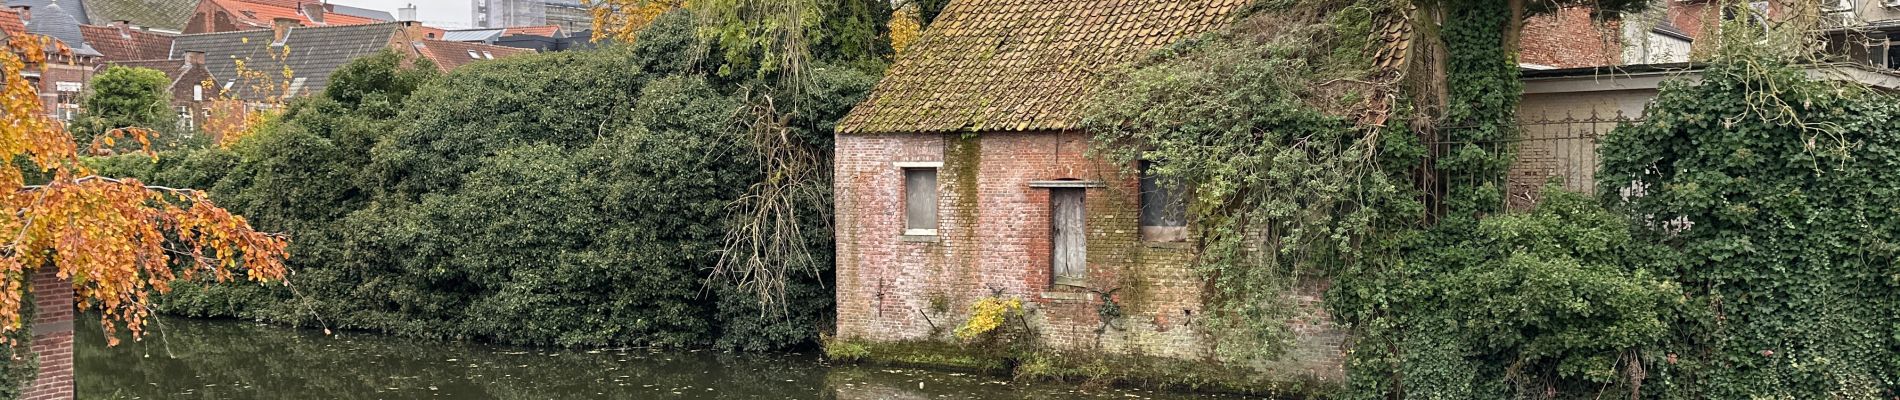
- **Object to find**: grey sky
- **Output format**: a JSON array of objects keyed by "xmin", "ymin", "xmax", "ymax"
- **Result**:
[{"xmin": 327, "ymin": 0, "xmax": 475, "ymax": 29}]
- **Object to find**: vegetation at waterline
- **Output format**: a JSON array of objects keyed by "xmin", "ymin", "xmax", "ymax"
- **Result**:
[
  {"xmin": 1079, "ymin": 0, "xmax": 1900, "ymax": 398},
  {"xmin": 0, "ymin": 33, "xmax": 291, "ymax": 394},
  {"xmin": 90, "ymin": 7, "xmax": 884, "ymax": 351}
]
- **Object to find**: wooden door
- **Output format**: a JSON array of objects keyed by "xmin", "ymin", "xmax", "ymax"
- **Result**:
[{"xmin": 1051, "ymin": 188, "xmax": 1086, "ymax": 286}]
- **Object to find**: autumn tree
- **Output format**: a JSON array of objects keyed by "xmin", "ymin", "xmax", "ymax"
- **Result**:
[{"xmin": 0, "ymin": 36, "xmax": 289, "ymax": 347}]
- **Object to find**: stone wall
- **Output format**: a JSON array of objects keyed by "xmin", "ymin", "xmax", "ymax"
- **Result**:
[
  {"xmin": 833, "ymin": 130, "xmax": 1345, "ymax": 382},
  {"xmin": 23, "ymin": 268, "xmax": 73, "ymax": 400}
]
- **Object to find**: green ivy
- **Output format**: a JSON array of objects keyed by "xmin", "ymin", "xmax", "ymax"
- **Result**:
[
  {"xmin": 1597, "ymin": 58, "xmax": 1900, "ymax": 398},
  {"xmin": 1083, "ymin": 0, "xmax": 1418, "ymax": 363}
]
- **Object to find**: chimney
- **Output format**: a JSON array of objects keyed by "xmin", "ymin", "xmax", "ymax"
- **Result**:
[
  {"xmin": 300, "ymin": 2, "xmax": 325, "ymax": 24},
  {"xmin": 398, "ymin": 4, "xmax": 418, "ymax": 22},
  {"xmin": 9, "ymin": 6, "xmax": 27, "ymax": 22},
  {"xmin": 272, "ymin": 17, "xmax": 299, "ymax": 43},
  {"xmin": 183, "ymin": 50, "xmax": 205, "ymax": 66},
  {"xmin": 112, "ymin": 20, "xmax": 133, "ymax": 38}
]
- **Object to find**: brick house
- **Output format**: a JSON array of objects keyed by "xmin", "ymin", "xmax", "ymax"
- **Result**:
[{"xmin": 832, "ymin": 0, "xmax": 1346, "ymax": 381}]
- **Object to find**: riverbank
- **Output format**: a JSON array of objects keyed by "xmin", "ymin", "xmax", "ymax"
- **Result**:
[{"xmin": 78, "ymin": 316, "xmax": 1260, "ymax": 400}]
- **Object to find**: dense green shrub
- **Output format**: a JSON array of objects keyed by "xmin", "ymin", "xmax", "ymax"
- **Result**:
[
  {"xmin": 71, "ymin": 66, "xmax": 197, "ymax": 150},
  {"xmin": 1334, "ymin": 191, "xmax": 1682, "ymax": 398},
  {"xmin": 89, "ymin": 13, "xmax": 875, "ymax": 350},
  {"xmin": 1597, "ymin": 60, "xmax": 1900, "ymax": 398}
]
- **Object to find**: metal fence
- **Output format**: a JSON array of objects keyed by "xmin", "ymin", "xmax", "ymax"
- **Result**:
[{"xmin": 1425, "ymin": 110, "xmax": 1645, "ymax": 212}]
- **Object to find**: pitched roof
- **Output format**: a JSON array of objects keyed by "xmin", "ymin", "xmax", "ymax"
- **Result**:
[
  {"xmin": 329, "ymin": 4, "xmax": 394, "ymax": 21},
  {"xmin": 170, "ymin": 22, "xmax": 399, "ymax": 100},
  {"xmin": 406, "ymin": 39, "xmax": 532, "ymax": 71},
  {"xmin": 502, "ymin": 25, "xmax": 562, "ymax": 38},
  {"xmin": 80, "ymin": 0, "xmax": 198, "ymax": 32},
  {"xmin": 441, "ymin": 28, "xmax": 502, "ymax": 42},
  {"xmin": 13, "ymin": 1, "xmax": 101, "ymax": 56},
  {"xmin": 836, "ymin": 0, "xmax": 1251, "ymax": 134},
  {"xmin": 0, "ymin": 9, "xmax": 25, "ymax": 37},
  {"xmin": 80, "ymin": 24, "xmax": 175, "ymax": 61},
  {"xmin": 206, "ymin": 0, "xmax": 383, "ymax": 30}
]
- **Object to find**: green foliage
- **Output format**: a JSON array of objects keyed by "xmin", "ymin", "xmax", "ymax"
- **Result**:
[
  {"xmin": 914, "ymin": 0, "xmax": 949, "ymax": 29},
  {"xmin": 0, "ymin": 291, "xmax": 35, "ymax": 399},
  {"xmin": 70, "ymin": 66, "xmax": 189, "ymax": 151},
  {"xmin": 1435, "ymin": 0, "xmax": 1521, "ymax": 216},
  {"xmin": 1082, "ymin": 0, "xmax": 1418, "ymax": 363},
  {"xmin": 90, "ymin": 15, "xmax": 879, "ymax": 350},
  {"xmin": 1334, "ymin": 190, "xmax": 1682, "ymax": 399},
  {"xmin": 1597, "ymin": 59, "xmax": 1900, "ymax": 398}
]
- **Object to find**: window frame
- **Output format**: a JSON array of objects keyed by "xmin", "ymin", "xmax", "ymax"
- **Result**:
[
  {"xmin": 1138, "ymin": 160, "xmax": 1189, "ymax": 242},
  {"xmin": 896, "ymin": 162, "xmax": 942, "ymax": 237}
]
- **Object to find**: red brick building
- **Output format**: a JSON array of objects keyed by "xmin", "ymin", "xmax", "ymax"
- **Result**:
[{"xmin": 832, "ymin": 0, "xmax": 1344, "ymax": 382}]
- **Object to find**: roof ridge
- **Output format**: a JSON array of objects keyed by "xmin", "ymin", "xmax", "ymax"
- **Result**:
[{"xmin": 170, "ymin": 21, "xmax": 401, "ymax": 38}]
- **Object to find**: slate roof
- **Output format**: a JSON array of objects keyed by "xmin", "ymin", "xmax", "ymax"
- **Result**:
[
  {"xmin": 10, "ymin": 0, "xmax": 101, "ymax": 56},
  {"xmin": 330, "ymin": 4, "xmax": 394, "ymax": 21},
  {"xmin": 836, "ymin": 0, "xmax": 1252, "ymax": 134},
  {"xmin": 170, "ymin": 22, "xmax": 399, "ymax": 100},
  {"xmin": 80, "ymin": 24, "xmax": 174, "ymax": 60},
  {"xmin": 441, "ymin": 28, "xmax": 502, "ymax": 42},
  {"xmin": 407, "ymin": 39, "xmax": 532, "ymax": 71},
  {"xmin": 80, "ymin": 0, "xmax": 197, "ymax": 32}
]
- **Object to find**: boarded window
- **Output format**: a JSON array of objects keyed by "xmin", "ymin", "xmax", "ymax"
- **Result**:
[
  {"xmin": 1051, "ymin": 188, "xmax": 1087, "ymax": 285},
  {"xmin": 1139, "ymin": 161, "xmax": 1188, "ymax": 242},
  {"xmin": 904, "ymin": 168, "xmax": 938, "ymax": 235}
]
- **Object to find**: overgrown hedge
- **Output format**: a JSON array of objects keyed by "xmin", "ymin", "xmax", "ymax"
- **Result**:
[{"xmin": 89, "ymin": 11, "xmax": 878, "ymax": 351}]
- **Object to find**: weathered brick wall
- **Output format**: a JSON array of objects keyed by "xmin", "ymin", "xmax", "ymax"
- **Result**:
[
  {"xmin": 23, "ymin": 268, "xmax": 73, "ymax": 400},
  {"xmin": 835, "ymin": 130, "xmax": 1345, "ymax": 382},
  {"xmin": 1520, "ymin": 7, "xmax": 1625, "ymax": 69}
]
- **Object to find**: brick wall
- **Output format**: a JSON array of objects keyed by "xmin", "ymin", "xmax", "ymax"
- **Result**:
[
  {"xmin": 1520, "ymin": 7, "xmax": 1625, "ymax": 69},
  {"xmin": 22, "ymin": 268, "xmax": 73, "ymax": 400},
  {"xmin": 834, "ymin": 130, "xmax": 1345, "ymax": 382}
]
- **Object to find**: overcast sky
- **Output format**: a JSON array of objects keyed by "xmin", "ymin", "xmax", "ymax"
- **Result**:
[{"xmin": 328, "ymin": 0, "xmax": 475, "ymax": 29}]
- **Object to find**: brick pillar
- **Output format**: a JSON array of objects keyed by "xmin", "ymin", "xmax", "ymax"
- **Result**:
[{"xmin": 22, "ymin": 268, "xmax": 73, "ymax": 400}]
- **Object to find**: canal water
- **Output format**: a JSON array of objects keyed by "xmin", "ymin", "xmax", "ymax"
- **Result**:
[{"xmin": 78, "ymin": 317, "xmax": 1252, "ymax": 399}]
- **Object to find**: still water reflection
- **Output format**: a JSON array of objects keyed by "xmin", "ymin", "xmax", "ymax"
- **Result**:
[{"xmin": 78, "ymin": 317, "xmax": 1251, "ymax": 399}]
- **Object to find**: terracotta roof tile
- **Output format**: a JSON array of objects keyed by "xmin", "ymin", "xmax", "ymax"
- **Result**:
[
  {"xmin": 408, "ymin": 39, "xmax": 534, "ymax": 71},
  {"xmin": 80, "ymin": 24, "xmax": 175, "ymax": 61},
  {"xmin": 502, "ymin": 25, "xmax": 562, "ymax": 38},
  {"xmin": 209, "ymin": 0, "xmax": 382, "ymax": 29},
  {"xmin": 837, "ymin": 0, "xmax": 1251, "ymax": 134},
  {"xmin": 0, "ymin": 9, "xmax": 23, "ymax": 38}
]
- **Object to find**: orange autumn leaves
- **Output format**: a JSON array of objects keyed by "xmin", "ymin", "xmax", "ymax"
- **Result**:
[
  {"xmin": 0, "ymin": 36, "xmax": 289, "ymax": 344},
  {"xmin": 590, "ymin": 0, "xmax": 686, "ymax": 43}
]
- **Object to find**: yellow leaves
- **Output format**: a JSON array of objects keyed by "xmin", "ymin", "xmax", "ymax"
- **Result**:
[
  {"xmin": 889, "ymin": 4, "xmax": 922, "ymax": 54},
  {"xmin": 590, "ymin": 0, "xmax": 685, "ymax": 44},
  {"xmin": 0, "ymin": 36, "xmax": 290, "ymax": 346},
  {"xmin": 954, "ymin": 296, "xmax": 1023, "ymax": 341}
]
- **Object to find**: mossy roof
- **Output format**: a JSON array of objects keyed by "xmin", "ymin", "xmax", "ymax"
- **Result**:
[{"xmin": 836, "ymin": 0, "xmax": 1252, "ymax": 135}]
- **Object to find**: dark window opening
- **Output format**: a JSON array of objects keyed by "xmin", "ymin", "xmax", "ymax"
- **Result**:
[{"xmin": 1139, "ymin": 160, "xmax": 1188, "ymax": 242}]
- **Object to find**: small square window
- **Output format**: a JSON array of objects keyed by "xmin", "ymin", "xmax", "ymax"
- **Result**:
[{"xmin": 903, "ymin": 168, "xmax": 939, "ymax": 236}]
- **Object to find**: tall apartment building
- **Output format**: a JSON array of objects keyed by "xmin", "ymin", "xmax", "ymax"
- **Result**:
[{"xmin": 471, "ymin": 0, "xmax": 590, "ymax": 32}]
